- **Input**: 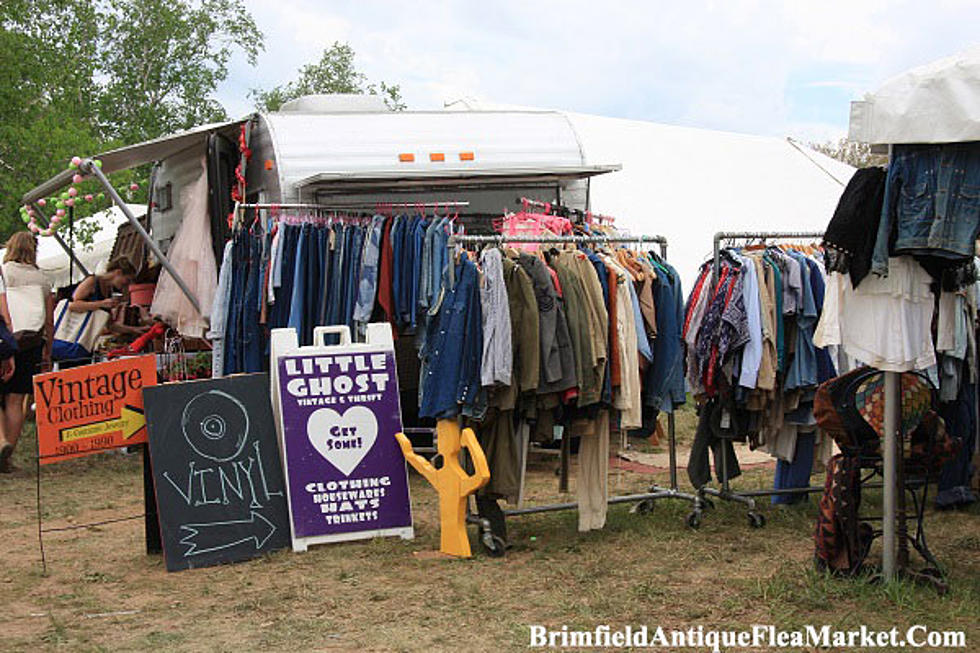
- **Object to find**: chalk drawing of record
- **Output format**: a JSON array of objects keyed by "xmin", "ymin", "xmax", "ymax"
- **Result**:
[{"xmin": 181, "ymin": 390, "xmax": 250, "ymax": 462}]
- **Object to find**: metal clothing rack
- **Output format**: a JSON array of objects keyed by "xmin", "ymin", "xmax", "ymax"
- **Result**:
[
  {"xmin": 516, "ymin": 196, "xmax": 616, "ymax": 223},
  {"xmin": 237, "ymin": 201, "xmax": 470, "ymax": 211},
  {"xmin": 445, "ymin": 232, "xmax": 702, "ymax": 554},
  {"xmin": 234, "ymin": 201, "xmax": 471, "ymax": 228},
  {"xmin": 701, "ymin": 230, "xmax": 827, "ymax": 528}
]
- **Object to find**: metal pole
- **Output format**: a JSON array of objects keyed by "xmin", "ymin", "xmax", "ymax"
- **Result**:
[
  {"xmin": 81, "ymin": 159, "xmax": 201, "ymax": 314},
  {"xmin": 667, "ymin": 412, "xmax": 678, "ymax": 490},
  {"xmin": 882, "ymin": 370, "xmax": 900, "ymax": 580}
]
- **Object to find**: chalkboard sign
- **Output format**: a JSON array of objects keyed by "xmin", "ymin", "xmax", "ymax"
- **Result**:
[{"xmin": 144, "ymin": 374, "xmax": 290, "ymax": 572}]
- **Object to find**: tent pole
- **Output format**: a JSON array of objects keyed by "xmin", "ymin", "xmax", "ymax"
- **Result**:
[
  {"xmin": 29, "ymin": 202, "xmax": 90, "ymax": 278},
  {"xmin": 882, "ymin": 370, "xmax": 900, "ymax": 581},
  {"xmin": 81, "ymin": 159, "xmax": 201, "ymax": 314}
]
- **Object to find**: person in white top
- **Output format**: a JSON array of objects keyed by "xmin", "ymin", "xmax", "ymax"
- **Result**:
[{"xmin": 0, "ymin": 232, "xmax": 53, "ymax": 473}]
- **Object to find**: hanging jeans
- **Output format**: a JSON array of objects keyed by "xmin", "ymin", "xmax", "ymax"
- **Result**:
[
  {"xmin": 771, "ymin": 431, "xmax": 816, "ymax": 505},
  {"xmin": 342, "ymin": 225, "xmax": 364, "ymax": 329},
  {"xmin": 287, "ymin": 223, "xmax": 310, "ymax": 342},
  {"xmin": 241, "ymin": 234, "xmax": 264, "ymax": 372},
  {"xmin": 223, "ymin": 233, "xmax": 247, "ymax": 375},
  {"xmin": 326, "ymin": 223, "xmax": 346, "ymax": 326},
  {"xmin": 270, "ymin": 224, "xmax": 299, "ymax": 330},
  {"xmin": 301, "ymin": 224, "xmax": 325, "ymax": 345},
  {"xmin": 937, "ymin": 382, "xmax": 978, "ymax": 508},
  {"xmin": 578, "ymin": 409, "xmax": 610, "ymax": 531},
  {"xmin": 687, "ymin": 399, "xmax": 742, "ymax": 488},
  {"xmin": 353, "ymin": 216, "xmax": 385, "ymax": 334},
  {"xmin": 316, "ymin": 225, "xmax": 331, "ymax": 328}
]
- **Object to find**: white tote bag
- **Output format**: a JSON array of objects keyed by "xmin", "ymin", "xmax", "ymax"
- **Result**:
[
  {"xmin": 6, "ymin": 285, "xmax": 46, "ymax": 333},
  {"xmin": 52, "ymin": 299, "xmax": 110, "ymax": 356}
]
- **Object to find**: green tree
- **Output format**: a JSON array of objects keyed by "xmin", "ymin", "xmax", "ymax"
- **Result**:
[
  {"xmin": 810, "ymin": 137, "xmax": 888, "ymax": 168},
  {"xmin": 251, "ymin": 42, "xmax": 405, "ymax": 112},
  {"xmin": 0, "ymin": 0, "xmax": 264, "ymax": 242},
  {"xmin": 96, "ymin": 0, "xmax": 263, "ymax": 144}
]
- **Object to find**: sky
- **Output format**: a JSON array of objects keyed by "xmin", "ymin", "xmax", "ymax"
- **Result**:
[{"xmin": 216, "ymin": 0, "xmax": 980, "ymax": 143}]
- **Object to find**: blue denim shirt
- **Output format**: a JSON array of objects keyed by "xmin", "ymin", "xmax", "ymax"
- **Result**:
[
  {"xmin": 644, "ymin": 261, "xmax": 686, "ymax": 412},
  {"xmin": 872, "ymin": 142, "xmax": 980, "ymax": 276},
  {"xmin": 419, "ymin": 254, "xmax": 483, "ymax": 419},
  {"xmin": 784, "ymin": 251, "xmax": 817, "ymax": 391}
]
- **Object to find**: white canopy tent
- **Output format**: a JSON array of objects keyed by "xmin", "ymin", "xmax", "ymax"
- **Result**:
[
  {"xmin": 449, "ymin": 99, "xmax": 854, "ymax": 290},
  {"xmin": 566, "ymin": 111, "xmax": 855, "ymax": 290},
  {"xmin": 1, "ymin": 204, "xmax": 144, "ymax": 289}
]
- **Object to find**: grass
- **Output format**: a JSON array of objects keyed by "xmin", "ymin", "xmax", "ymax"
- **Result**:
[{"xmin": 2, "ymin": 418, "xmax": 978, "ymax": 651}]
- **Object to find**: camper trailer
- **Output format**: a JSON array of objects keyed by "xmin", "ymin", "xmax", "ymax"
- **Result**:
[
  {"xmin": 145, "ymin": 94, "xmax": 617, "ymax": 257},
  {"xmin": 22, "ymin": 94, "xmax": 619, "ymax": 424}
]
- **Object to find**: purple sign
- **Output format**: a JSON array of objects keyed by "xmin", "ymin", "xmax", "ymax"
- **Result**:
[{"xmin": 276, "ymin": 348, "xmax": 413, "ymax": 542}]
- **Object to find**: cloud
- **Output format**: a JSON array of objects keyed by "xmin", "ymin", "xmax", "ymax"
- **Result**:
[{"xmin": 213, "ymin": 0, "xmax": 980, "ymax": 138}]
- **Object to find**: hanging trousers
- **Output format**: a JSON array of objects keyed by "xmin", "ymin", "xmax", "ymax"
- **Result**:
[{"xmin": 577, "ymin": 409, "xmax": 609, "ymax": 531}]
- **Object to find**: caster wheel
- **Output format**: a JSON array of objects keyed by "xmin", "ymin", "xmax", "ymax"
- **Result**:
[
  {"xmin": 481, "ymin": 533, "xmax": 506, "ymax": 558},
  {"xmin": 686, "ymin": 511, "xmax": 702, "ymax": 529},
  {"xmin": 748, "ymin": 512, "xmax": 766, "ymax": 529},
  {"xmin": 631, "ymin": 499, "xmax": 655, "ymax": 515}
]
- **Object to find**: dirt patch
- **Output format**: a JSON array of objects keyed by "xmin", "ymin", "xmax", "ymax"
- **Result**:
[{"xmin": 3, "ymin": 424, "xmax": 979, "ymax": 652}]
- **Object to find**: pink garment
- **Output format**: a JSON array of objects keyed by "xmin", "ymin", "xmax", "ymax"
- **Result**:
[
  {"xmin": 150, "ymin": 156, "xmax": 217, "ymax": 338},
  {"xmin": 501, "ymin": 210, "xmax": 572, "ymax": 251}
]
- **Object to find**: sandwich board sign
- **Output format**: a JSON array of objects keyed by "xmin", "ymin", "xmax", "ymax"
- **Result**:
[
  {"xmin": 270, "ymin": 323, "xmax": 413, "ymax": 552},
  {"xmin": 34, "ymin": 355, "xmax": 156, "ymax": 464},
  {"xmin": 143, "ymin": 373, "xmax": 290, "ymax": 571}
]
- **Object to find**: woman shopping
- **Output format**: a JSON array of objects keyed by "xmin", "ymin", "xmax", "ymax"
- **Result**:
[
  {"xmin": 52, "ymin": 256, "xmax": 146, "ymax": 367},
  {"xmin": 0, "ymin": 232, "xmax": 53, "ymax": 473}
]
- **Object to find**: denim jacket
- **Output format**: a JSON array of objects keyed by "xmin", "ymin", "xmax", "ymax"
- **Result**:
[
  {"xmin": 872, "ymin": 142, "xmax": 980, "ymax": 276},
  {"xmin": 419, "ymin": 254, "xmax": 483, "ymax": 419}
]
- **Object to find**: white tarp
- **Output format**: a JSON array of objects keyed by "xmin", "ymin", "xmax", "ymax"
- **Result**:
[
  {"xmin": 565, "ymin": 112, "xmax": 855, "ymax": 291},
  {"xmin": 0, "ymin": 204, "xmax": 144, "ymax": 289},
  {"xmin": 849, "ymin": 46, "xmax": 980, "ymax": 145}
]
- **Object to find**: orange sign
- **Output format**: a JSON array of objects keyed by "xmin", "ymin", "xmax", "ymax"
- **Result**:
[{"xmin": 34, "ymin": 356, "xmax": 157, "ymax": 464}]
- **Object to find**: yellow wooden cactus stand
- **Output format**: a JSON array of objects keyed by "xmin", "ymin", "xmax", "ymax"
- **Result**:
[{"xmin": 395, "ymin": 420, "xmax": 490, "ymax": 557}]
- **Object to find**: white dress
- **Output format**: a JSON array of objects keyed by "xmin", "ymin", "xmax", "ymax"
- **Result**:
[
  {"xmin": 150, "ymin": 156, "xmax": 217, "ymax": 338},
  {"xmin": 814, "ymin": 256, "xmax": 935, "ymax": 372}
]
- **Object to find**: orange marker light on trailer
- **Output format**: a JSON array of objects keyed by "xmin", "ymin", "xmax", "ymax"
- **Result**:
[
  {"xmin": 459, "ymin": 152, "xmax": 475, "ymax": 161},
  {"xmin": 399, "ymin": 153, "xmax": 415, "ymax": 162},
  {"xmin": 430, "ymin": 152, "xmax": 445, "ymax": 162}
]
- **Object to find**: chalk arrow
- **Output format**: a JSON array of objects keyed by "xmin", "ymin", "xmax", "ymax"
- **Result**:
[
  {"xmin": 59, "ymin": 405, "xmax": 146, "ymax": 443},
  {"xmin": 178, "ymin": 511, "xmax": 276, "ymax": 557}
]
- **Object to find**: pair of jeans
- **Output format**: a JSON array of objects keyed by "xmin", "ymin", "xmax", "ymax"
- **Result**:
[
  {"xmin": 343, "ymin": 224, "xmax": 364, "ymax": 329},
  {"xmin": 270, "ymin": 224, "xmax": 299, "ymax": 330},
  {"xmin": 771, "ymin": 431, "xmax": 816, "ymax": 505},
  {"xmin": 353, "ymin": 216, "xmax": 385, "ymax": 330},
  {"xmin": 327, "ymin": 223, "xmax": 346, "ymax": 326},
  {"xmin": 315, "ymin": 225, "xmax": 331, "ymax": 327},
  {"xmin": 301, "ymin": 223, "xmax": 327, "ymax": 345},
  {"xmin": 242, "ymin": 235, "xmax": 264, "ymax": 372},
  {"xmin": 287, "ymin": 223, "xmax": 310, "ymax": 341},
  {"xmin": 687, "ymin": 399, "xmax": 742, "ymax": 489}
]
